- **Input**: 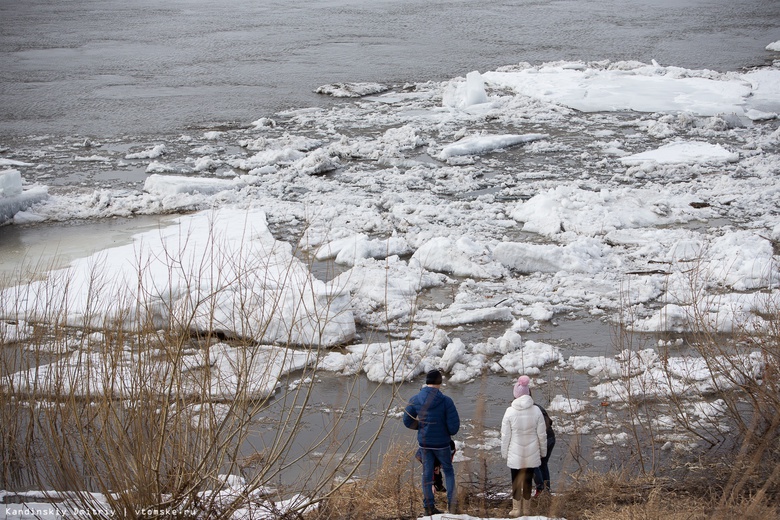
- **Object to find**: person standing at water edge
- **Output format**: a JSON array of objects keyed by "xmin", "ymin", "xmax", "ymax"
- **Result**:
[
  {"xmin": 533, "ymin": 401, "xmax": 555, "ymax": 494},
  {"xmin": 514, "ymin": 375, "xmax": 556, "ymax": 494},
  {"xmin": 404, "ymin": 369, "xmax": 460, "ymax": 515},
  {"xmin": 502, "ymin": 376, "xmax": 547, "ymax": 517}
]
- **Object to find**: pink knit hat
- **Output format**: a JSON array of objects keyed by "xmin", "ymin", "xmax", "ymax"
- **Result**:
[{"xmin": 513, "ymin": 375, "xmax": 531, "ymax": 398}]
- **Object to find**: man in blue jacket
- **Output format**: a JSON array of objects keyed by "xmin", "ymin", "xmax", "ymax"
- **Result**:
[{"xmin": 404, "ymin": 369, "xmax": 461, "ymax": 515}]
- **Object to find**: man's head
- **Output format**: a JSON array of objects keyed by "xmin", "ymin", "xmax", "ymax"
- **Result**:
[{"xmin": 425, "ymin": 369, "xmax": 443, "ymax": 386}]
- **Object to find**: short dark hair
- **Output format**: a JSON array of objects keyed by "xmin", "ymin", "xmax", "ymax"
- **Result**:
[{"xmin": 425, "ymin": 369, "xmax": 443, "ymax": 385}]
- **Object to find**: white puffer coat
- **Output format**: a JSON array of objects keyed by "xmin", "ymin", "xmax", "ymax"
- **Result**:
[{"xmin": 501, "ymin": 395, "xmax": 547, "ymax": 469}]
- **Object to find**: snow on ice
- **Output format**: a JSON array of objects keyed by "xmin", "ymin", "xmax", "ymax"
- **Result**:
[
  {"xmin": 1, "ymin": 208, "xmax": 355, "ymax": 348},
  {"xmin": 2, "ymin": 58, "xmax": 779, "ymax": 390},
  {"xmin": 0, "ymin": 169, "xmax": 48, "ymax": 223},
  {"xmin": 2, "ymin": 58, "xmax": 778, "ymax": 378},
  {"xmin": 2, "ymin": 57, "xmax": 780, "ymax": 518}
]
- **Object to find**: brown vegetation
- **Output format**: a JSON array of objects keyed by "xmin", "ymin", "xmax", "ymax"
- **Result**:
[{"xmin": 310, "ymin": 458, "xmax": 778, "ymax": 520}]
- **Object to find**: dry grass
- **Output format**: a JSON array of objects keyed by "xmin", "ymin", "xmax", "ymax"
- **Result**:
[
  {"xmin": 312, "ymin": 465, "xmax": 779, "ymax": 520},
  {"xmin": 551, "ymin": 469, "xmax": 779, "ymax": 520},
  {"xmin": 311, "ymin": 441, "xmax": 422, "ymax": 520}
]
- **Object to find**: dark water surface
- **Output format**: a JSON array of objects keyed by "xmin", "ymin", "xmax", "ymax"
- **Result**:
[
  {"xmin": 1, "ymin": 0, "xmax": 778, "ymax": 137},
  {"xmin": 249, "ymin": 315, "xmax": 654, "ymax": 494}
]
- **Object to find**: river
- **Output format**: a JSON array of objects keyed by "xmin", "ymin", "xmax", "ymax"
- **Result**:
[
  {"xmin": 1, "ymin": 0, "xmax": 778, "ymax": 501},
  {"xmin": 1, "ymin": 0, "xmax": 777, "ymax": 137}
]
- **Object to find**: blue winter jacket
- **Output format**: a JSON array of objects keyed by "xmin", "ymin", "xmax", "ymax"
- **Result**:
[{"xmin": 403, "ymin": 386, "xmax": 460, "ymax": 449}]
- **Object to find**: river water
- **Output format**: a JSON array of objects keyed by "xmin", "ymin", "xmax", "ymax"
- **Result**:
[
  {"xmin": 1, "ymin": 0, "xmax": 778, "ymax": 137},
  {"xmin": 1, "ymin": 0, "xmax": 779, "ymax": 500}
]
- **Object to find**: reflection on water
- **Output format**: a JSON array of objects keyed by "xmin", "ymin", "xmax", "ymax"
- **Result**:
[{"xmin": 0, "ymin": 215, "xmax": 177, "ymax": 286}]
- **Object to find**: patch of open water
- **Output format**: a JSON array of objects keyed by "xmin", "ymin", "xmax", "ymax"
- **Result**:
[{"xmin": 0, "ymin": 215, "xmax": 178, "ymax": 286}]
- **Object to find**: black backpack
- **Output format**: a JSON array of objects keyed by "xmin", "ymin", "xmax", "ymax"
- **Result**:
[{"xmin": 536, "ymin": 404, "xmax": 554, "ymax": 436}]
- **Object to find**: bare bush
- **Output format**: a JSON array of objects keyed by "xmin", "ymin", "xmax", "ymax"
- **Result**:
[
  {"xmin": 603, "ymin": 259, "xmax": 780, "ymax": 511},
  {"xmin": 0, "ymin": 215, "xmax": 404, "ymax": 518}
]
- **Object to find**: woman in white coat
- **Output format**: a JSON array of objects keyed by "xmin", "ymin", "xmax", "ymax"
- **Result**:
[{"xmin": 501, "ymin": 377, "xmax": 547, "ymax": 517}]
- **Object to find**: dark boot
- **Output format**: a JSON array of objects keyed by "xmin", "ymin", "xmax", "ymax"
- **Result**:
[
  {"xmin": 424, "ymin": 505, "xmax": 442, "ymax": 516},
  {"xmin": 433, "ymin": 470, "xmax": 446, "ymax": 492}
]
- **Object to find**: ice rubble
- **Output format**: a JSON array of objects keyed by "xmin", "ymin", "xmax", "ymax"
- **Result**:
[
  {"xmin": 0, "ymin": 208, "xmax": 355, "ymax": 348},
  {"xmin": 0, "ymin": 169, "xmax": 48, "ymax": 224},
  {"xmin": 1, "ymin": 59, "xmax": 779, "ymax": 405}
]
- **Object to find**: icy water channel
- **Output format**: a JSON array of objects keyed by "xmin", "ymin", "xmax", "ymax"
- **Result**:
[{"xmin": 245, "ymin": 316, "xmax": 673, "ymax": 496}]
